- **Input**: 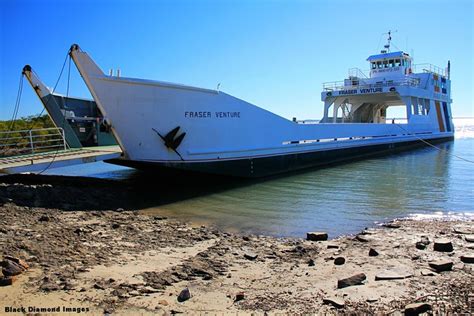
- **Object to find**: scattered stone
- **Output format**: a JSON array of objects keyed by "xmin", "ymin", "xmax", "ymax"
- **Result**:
[
  {"xmin": 0, "ymin": 277, "xmax": 15, "ymax": 286},
  {"xmin": 177, "ymin": 287, "xmax": 191, "ymax": 302},
  {"xmin": 429, "ymin": 260, "xmax": 453, "ymax": 272},
  {"xmin": 415, "ymin": 242, "xmax": 427, "ymax": 250},
  {"xmin": 307, "ymin": 232, "xmax": 328, "ymax": 241},
  {"xmin": 327, "ymin": 244, "xmax": 339, "ymax": 249},
  {"xmin": 334, "ymin": 257, "xmax": 345, "ymax": 265},
  {"xmin": 420, "ymin": 269, "xmax": 436, "ymax": 276},
  {"xmin": 323, "ymin": 297, "xmax": 345, "ymax": 309},
  {"xmin": 4, "ymin": 256, "xmax": 29, "ymax": 270},
  {"xmin": 366, "ymin": 297, "xmax": 378, "ymax": 303},
  {"xmin": 244, "ymin": 252, "xmax": 258, "ymax": 261},
  {"xmin": 1, "ymin": 258, "xmax": 26, "ymax": 276},
  {"xmin": 453, "ymin": 226, "xmax": 473, "ymax": 234},
  {"xmin": 465, "ymin": 235, "xmax": 474, "ymax": 242},
  {"xmin": 356, "ymin": 234, "xmax": 370, "ymax": 242},
  {"xmin": 38, "ymin": 215, "xmax": 49, "ymax": 222},
  {"xmin": 93, "ymin": 283, "xmax": 105, "ymax": 290},
  {"xmin": 235, "ymin": 292, "xmax": 245, "ymax": 302},
  {"xmin": 308, "ymin": 259, "xmax": 315, "ymax": 266},
  {"xmin": 460, "ymin": 254, "xmax": 474, "ymax": 264},
  {"xmin": 404, "ymin": 302, "xmax": 431, "ymax": 316},
  {"xmin": 420, "ymin": 236, "xmax": 430, "ymax": 245},
  {"xmin": 115, "ymin": 208, "xmax": 124, "ymax": 212},
  {"xmin": 433, "ymin": 239, "xmax": 453, "ymax": 252},
  {"xmin": 111, "ymin": 223, "xmax": 120, "ymax": 229},
  {"xmin": 129, "ymin": 290, "xmax": 140, "ymax": 296},
  {"xmin": 383, "ymin": 222, "xmax": 401, "ymax": 229},
  {"xmin": 369, "ymin": 248, "xmax": 379, "ymax": 256},
  {"xmin": 158, "ymin": 300, "xmax": 169, "ymax": 306},
  {"xmin": 375, "ymin": 269, "xmax": 413, "ymax": 280},
  {"xmin": 337, "ymin": 273, "xmax": 366, "ymax": 288}
]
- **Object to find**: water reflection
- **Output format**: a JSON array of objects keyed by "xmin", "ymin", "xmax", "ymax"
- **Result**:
[{"xmin": 44, "ymin": 139, "xmax": 473, "ymax": 237}]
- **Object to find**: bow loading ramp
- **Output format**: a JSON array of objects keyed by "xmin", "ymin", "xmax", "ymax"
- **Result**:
[{"xmin": 0, "ymin": 128, "xmax": 122, "ymax": 174}]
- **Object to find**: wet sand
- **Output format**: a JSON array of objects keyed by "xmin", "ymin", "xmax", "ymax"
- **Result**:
[{"xmin": 0, "ymin": 176, "xmax": 473, "ymax": 314}]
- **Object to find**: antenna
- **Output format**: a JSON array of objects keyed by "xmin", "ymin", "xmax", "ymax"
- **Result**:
[{"xmin": 381, "ymin": 30, "xmax": 397, "ymax": 53}]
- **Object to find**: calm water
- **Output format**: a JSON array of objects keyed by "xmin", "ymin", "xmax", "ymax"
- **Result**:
[{"xmin": 45, "ymin": 125, "xmax": 474, "ymax": 238}]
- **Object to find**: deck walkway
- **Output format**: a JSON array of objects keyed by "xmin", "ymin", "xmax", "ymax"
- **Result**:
[{"xmin": 0, "ymin": 145, "xmax": 122, "ymax": 174}]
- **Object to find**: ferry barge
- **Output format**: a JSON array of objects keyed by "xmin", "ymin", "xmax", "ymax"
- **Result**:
[{"xmin": 68, "ymin": 35, "xmax": 453, "ymax": 177}]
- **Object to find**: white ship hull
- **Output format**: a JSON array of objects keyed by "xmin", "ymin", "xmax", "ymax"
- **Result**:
[{"xmin": 69, "ymin": 45, "xmax": 454, "ymax": 178}]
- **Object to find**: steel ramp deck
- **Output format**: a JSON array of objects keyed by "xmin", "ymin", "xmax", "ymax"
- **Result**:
[{"xmin": 0, "ymin": 145, "xmax": 122, "ymax": 174}]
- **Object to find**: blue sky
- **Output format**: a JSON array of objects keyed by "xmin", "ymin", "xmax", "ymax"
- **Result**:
[{"xmin": 1, "ymin": 0, "xmax": 473, "ymax": 120}]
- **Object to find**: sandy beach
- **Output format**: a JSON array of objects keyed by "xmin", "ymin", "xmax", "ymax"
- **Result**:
[{"xmin": 0, "ymin": 175, "xmax": 473, "ymax": 315}]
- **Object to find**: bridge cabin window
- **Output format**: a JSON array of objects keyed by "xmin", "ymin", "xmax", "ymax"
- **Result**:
[{"xmin": 396, "ymin": 59, "xmax": 402, "ymax": 66}]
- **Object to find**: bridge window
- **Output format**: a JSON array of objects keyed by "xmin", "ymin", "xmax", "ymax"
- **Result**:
[
  {"xmin": 396, "ymin": 59, "xmax": 402, "ymax": 66},
  {"xmin": 377, "ymin": 61, "xmax": 382, "ymax": 69},
  {"xmin": 383, "ymin": 60, "xmax": 389, "ymax": 68},
  {"xmin": 371, "ymin": 62, "xmax": 377, "ymax": 70},
  {"xmin": 389, "ymin": 59, "xmax": 395, "ymax": 67}
]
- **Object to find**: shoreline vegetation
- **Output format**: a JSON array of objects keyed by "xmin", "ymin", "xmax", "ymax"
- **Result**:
[{"xmin": 0, "ymin": 174, "xmax": 473, "ymax": 314}]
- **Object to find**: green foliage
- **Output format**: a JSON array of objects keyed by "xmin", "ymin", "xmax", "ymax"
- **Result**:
[
  {"xmin": 0, "ymin": 114, "xmax": 55, "ymax": 132},
  {"xmin": 0, "ymin": 114, "xmax": 59, "ymax": 157}
]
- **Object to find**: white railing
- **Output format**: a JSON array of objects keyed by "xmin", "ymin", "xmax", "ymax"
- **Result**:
[
  {"xmin": 323, "ymin": 77, "xmax": 420, "ymax": 91},
  {"xmin": 348, "ymin": 68, "xmax": 370, "ymax": 79},
  {"xmin": 0, "ymin": 127, "xmax": 67, "ymax": 157},
  {"xmin": 413, "ymin": 63, "xmax": 447, "ymax": 77}
]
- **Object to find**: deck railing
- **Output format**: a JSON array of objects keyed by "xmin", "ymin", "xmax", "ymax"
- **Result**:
[
  {"xmin": 412, "ymin": 63, "xmax": 447, "ymax": 77},
  {"xmin": 322, "ymin": 77, "xmax": 420, "ymax": 91},
  {"xmin": 0, "ymin": 127, "xmax": 67, "ymax": 158}
]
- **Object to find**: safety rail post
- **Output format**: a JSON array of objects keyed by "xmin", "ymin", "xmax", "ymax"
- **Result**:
[
  {"xmin": 29, "ymin": 130, "xmax": 35, "ymax": 154},
  {"xmin": 61, "ymin": 128, "xmax": 67, "ymax": 150}
]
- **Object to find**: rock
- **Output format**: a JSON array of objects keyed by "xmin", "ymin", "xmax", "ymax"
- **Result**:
[
  {"xmin": 366, "ymin": 297, "xmax": 378, "ymax": 303},
  {"xmin": 177, "ymin": 287, "xmax": 191, "ymax": 302},
  {"xmin": 420, "ymin": 269, "xmax": 436, "ymax": 276},
  {"xmin": 453, "ymin": 226, "xmax": 473, "ymax": 234},
  {"xmin": 327, "ymin": 244, "xmax": 339, "ymax": 249},
  {"xmin": 420, "ymin": 236, "xmax": 430, "ymax": 245},
  {"xmin": 334, "ymin": 257, "xmax": 345, "ymax": 265},
  {"xmin": 465, "ymin": 235, "xmax": 474, "ymax": 242},
  {"xmin": 1, "ymin": 259, "xmax": 26, "ymax": 276},
  {"xmin": 0, "ymin": 277, "xmax": 15, "ymax": 286},
  {"xmin": 158, "ymin": 300, "xmax": 169, "ymax": 306},
  {"xmin": 93, "ymin": 283, "xmax": 105, "ymax": 290},
  {"xmin": 375, "ymin": 269, "xmax": 413, "ymax": 280},
  {"xmin": 244, "ymin": 252, "xmax": 258, "ymax": 261},
  {"xmin": 404, "ymin": 302, "xmax": 431, "ymax": 316},
  {"xmin": 38, "ymin": 215, "xmax": 49, "ymax": 222},
  {"xmin": 323, "ymin": 297, "xmax": 345, "ymax": 308},
  {"xmin": 111, "ymin": 223, "xmax": 120, "ymax": 229},
  {"xmin": 428, "ymin": 260, "xmax": 453, "ymax": 272},
  {"xmin": 460, "ymin": 254, "xmax": 474, "ymax": 264},
  {"xmin": 307, "ymin": 232, "xmax": 328, "ymax": 241},
  {"xmin": 4, "ymin": 256, "xmax": 29, "ymax": 270},
  {"xmin": 356, "ymin": 234, "xmax": 371, "ymax": 242},
  {"xmin": 415, "ymin": 242, "xmax": 427, "ymax": 250},
  {"xmin": 115, "ymin": 208, "xmax": 124, "ymax": 212},
  {"xmin": 235, "ymin": 292, "xmax": 245, "ymax": 302},
  {"xmin": 433, "ymin": 239, "xmax": 453, "ymax": 252},
  {"xmin": 337, "ymin": 273, "xmax": 366, "ymax": 288},
  {"xmin": 383, "ymin": 222, "xmax": 401, "ymax": 229},
  {"xmin": 308, "ymin": 259, "xmax": 315, "ymax": 266},
  {"xmin": 369, "ymin": 248, "xmax": 379, "ymax": 256}
]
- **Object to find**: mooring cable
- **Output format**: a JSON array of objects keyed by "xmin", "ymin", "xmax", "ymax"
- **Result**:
[{"xmin": 395, "ymin": 123, "xmax": 474, "ymax": 164}]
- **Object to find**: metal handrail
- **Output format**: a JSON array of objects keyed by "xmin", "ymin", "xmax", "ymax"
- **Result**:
[
  {"xmin": 412, "ymin": 63, "xmax": 447, "ymax": 77},
  {"xmin": 323, "ymin": 77, "xmax": 420, "ymax": 91},
  {"xmin": 0, "ymin": 127, "xmax": 68, "ymax": 157}
]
